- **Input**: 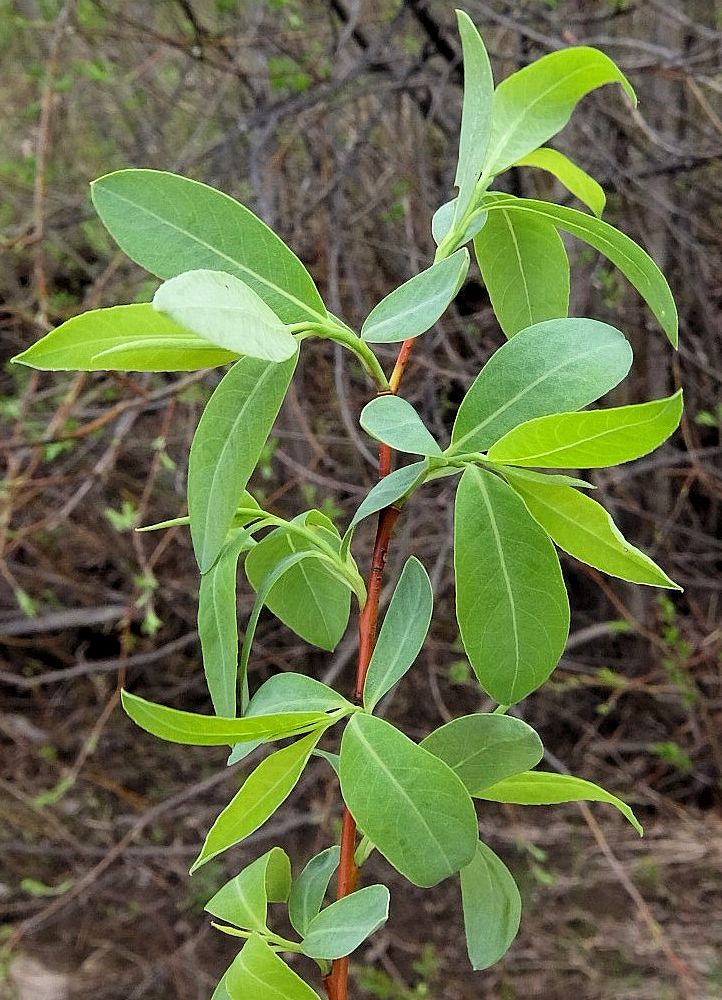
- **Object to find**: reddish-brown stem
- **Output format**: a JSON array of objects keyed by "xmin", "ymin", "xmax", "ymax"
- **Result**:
[{"xmin": 324, "ymin": 340, "xmax": 415, "ymax": 1000}]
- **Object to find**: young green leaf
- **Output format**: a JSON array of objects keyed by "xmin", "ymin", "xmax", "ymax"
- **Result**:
[
  {"xmin": 460, "ymin": 841, "xmax": 522, "ymax": 971},
  {"xmin": 91, "ymin": 169, "xmax": 327, "ymax": 324},
  {"xmin": 153, "ymin": 269, "xmax": 297, "ymax": 362},
  {"xmin": 339, "ymin": 714, "xmax": 478, "ymax": 887},
  {"xmin": 247, "ymin": 673, "xmax": 352, "ymax": 717},
  {"xmin": 473, "ymin": 208, "xmax": 570, "ymax": 337},
  {"xmin": 482, "ymin": 194, "xmax": 678, "ymax": 344},
  {"xmin": 497, "ymin": 467, "xmax": 595, "ymax": 490},
  {"xmin": 198, "ymin": 529, "xmax": 255, "ymax": 717},
  {"xmin": 485, "ymin": 47, "xmax": 636, "ymax": 174},
  {"xmin": 225, "ymin": 935, "xmax": 321, "ymax": 1000},
  {"xmin": 211, "ymin": 973, "xmax": 232, "ymax": 1000},
  {"xmin": 453, "ymin": 11, "xmax": 494, "ymax": 222},
  {"xmin": 301, "ymin": 884, "xmax": 390, "ymax": 960},
  {"xmin": 487, "ymin": 390, "xmax": 683, "ymax": 468},
  {"xmin": 345, "ymin": 461, "xmax": 427, "ymax": 539},
  {"xmin": 289, "ymin": 847, "xmax": 340, "ymax": 938},
  {"xmin": 450, "ymin": 317, "xmax": 633, "ymax": 453},
  {"xmin": 509, "ymin": 475, "xmax": 681, "ymax": 589},
  {"xmin": 245, "ymin": 518, "xmax": 351, "ymax": 651},
  {"xmin": 191, "ymin": 729, "xmax": 323, "ymax": 872},
  {"xmin": 432, "ymin": 200, "xmax": 487, "ymax": 248},
  {"xmin": 363, "ymin": 557, "xmax": 433, "ymax": 711},
  {"xmin": 421, "ymin": 714, "xmax": 543, "ymax": 793},
  {"xmin": 475, "ymin": 770, "xmax": 643, "ymax": 835},
  {"xmin": 454, "ymin": 467, "xmax": 569, "ymax": 704},
  {"xmin": 361, "ymin": 249, "xmax": 469, "ymax": 343},
  {"xmin": 360, "ymin": 396, "xmax": 441, "ymax": 457},
  {"xmin": 513, "ymin": 148, "xmax": 606, "ymax": 217},
  {"xmin": 120, "ymin": 689, "xmax": 328, "ymax": 746},
  {"xmin": 204, "ymin": 847, "xmax": 291, "ymax": 932},
  {"xmin": 188, "ymin": 354, "xmax": 297, "ymax": 573},
  {"xmin": 12, "ymin": 304, "xmax": 237, "ymax": 372}
]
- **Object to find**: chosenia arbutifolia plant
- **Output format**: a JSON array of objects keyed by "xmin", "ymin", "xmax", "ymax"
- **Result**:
[{"xmin": 14, "ymin": 12, "xmax": 682, "ymax": 999}]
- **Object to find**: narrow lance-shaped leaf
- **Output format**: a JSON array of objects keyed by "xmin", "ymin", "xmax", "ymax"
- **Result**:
[
  {"xmin": 509, "ymin": 474, "xmax": 681, "ymax": 589},
  {"xmin": 301, "ymin": 884, "xmax": 390, "ymax": 960},
  {"xmin": 453, "ymin": 11, "xmax": 494, "ymax": 222},
  {"xmin": 360, "ymin": 396, "xmax": 441, "ymax": 457},
  {"xmin": 120, "ymin": 689, "xmax": 329, "ymax": 746},
  {"xmin": 460, "ymin": 841, "xmax": 522, "ymax": 971},
  {"xmin": 421, "ymin": 714, "xmax": 543, "ymax": 793},
  {"xmin": 487, "ymin": 390, "xmax": 683, "ymax": 468},
  {"xmin": 450, "ymin": 317, "xmax": 633, "ymax": 453},
  {"xmin": 225, "ymin": 935, "xmax": 322, "ymax": 1000},
  {"xmin": 12, "ymin": 304, "xmax": 237, "ymax": 372},
  {"xmin": 289, "ymin": 847, "xmax": 340, "ymax": 937},
  {"xmin": 188, "ymin": 353, "xmax": 297, "ymax": 573},
  {"xmin": 475, "ymin": 770, "xmax": 643, "ymax": 835},
  {"xmin": 204, "ymin": 847, "xmax": 291, "ymax": 932},
  {"xmin": 198, "ymin": 528, "xmax": 255, "ymax": 717},
  {"xmin": 482, "ymin": 194, "xmax": 678, "ymax": 344},
  {"xmin": 364, "ymin": 557, "xmax": 433, "ymax": 711},
  {"xmin": 513, "ymin": 148, "xmax": 606, "ymax": 217},
  {"xmin": 339, "ymin": 714, "xmax": 478, "ymax": 887},
  {"xmin": 154, "ymin": 269, "xmax": 297, "ymax": 362},
  {"xmin": 473, "ymin": 208, "xmax": 570, "ymax": 337},
  {"xmin": 454, "ymin": 467, "xmax": 569, "ymax": 704},
  {"xmin": 361, "ymin": 249, "xmax": 469, "ymax": 343},
  {"xmin": 485, "ymin": 46, "xmax": 636, "ymax": 174},
  {"xmin": 191, "ymin": 729, "xmax": 324, "ymax": 872},
  {"xmin": 498, "ymin": 467, "xmax": 595, "ymax": 490},
  {"xmin": 91, "ymin": 169, "xmax": 327, "ymax": 324}
]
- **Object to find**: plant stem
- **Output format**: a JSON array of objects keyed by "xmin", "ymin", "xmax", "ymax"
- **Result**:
[{"xmin": 324, "ymin": 339, "xmax": 415, "ymax": 1000}]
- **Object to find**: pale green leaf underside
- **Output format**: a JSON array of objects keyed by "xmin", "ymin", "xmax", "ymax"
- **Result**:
[
  {"xmin": 154, "ymin": 269, "xmax": 297, "ymax": 361},
  {"xmin": 360, "ymin": 395, "xmax": 441, "ymax": 456},
  {"xmin": 301, "ymin": 884, "xmax": 390, "ymax": 960},
  {"xmin": 473, "ymin": 208, "xmax": 570, "ymax": 337},
  {"xmin": 510, "ymin": 475, "xmax": 680, "ymax": 589},
  {"xmin": 12, "ymin": 304, "xmax": 237, "ymax": 372},
  {"xmin": 248, "ymin": 673, "xmax": 351, "ymax": 717},
  {"xmin": 450, "ymin": 317, "xmax": 632, "ymax": 454},
  {"xmin": 460, "ymin": 840, "xmax": 522, "ymax": 971},
  {"xmin": 454, "ymin": 467, "xmax": 569, "ymax": 704},
  {"xmin": 476, "ymin": 770, "xmax": 643, "ymax": 835},
  {"xmin": 289, "ymin": 846, "xmax": 340, "ymax": 938},
  {"xmin": 514, "ymin": 148, "xmax": 606, "ymax": 217},
  {"xmin": 91, "ymin": 169, "xmax": 326, "ymax": 324},
  {"xmin": 487, "ymin": 390, "xmax": 683, "ymax": 468},
  {"xmin": 339, "ymin": 714, "xmax": 478, "ymax": 887},
  {"xmin": 453, "ymin": 10, "xmax": 494, "ymax": 221}
]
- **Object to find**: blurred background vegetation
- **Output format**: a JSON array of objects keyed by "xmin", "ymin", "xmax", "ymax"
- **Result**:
[{"xmin": 1, "ymin": 1, "xmax": 721, "ymax": 998}]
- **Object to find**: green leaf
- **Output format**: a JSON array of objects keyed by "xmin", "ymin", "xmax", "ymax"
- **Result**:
[
  {"xmin": 191, "ymin": 729, "xmax": 323, "ymax": 872},
  {"xmin": 421, "ymin": 714, "xmax": 543, "ymax": 792},
  {"xmin": 339, "ymin": 714, "xmax": 478, "ymax": 887},
  {"xmin": 225, "ymin": 935, "xmax": 321, "ymax": 1000},
  {"xmin": 473, "ymin": 208, "xmax": 569, "ymax": 337},
  {"xmin": 485, "ymin": 47, "xmax": 636, "ymax": 174},
  {"xmin": 91, "ymin": 169, "xmax": 326, "ymax": 324},
  {"xmin": 248, "ymin": 673, "xmax": 352, "ymax": 717},
  {"xmin": 513, "ymin": 148, "xmax": 606, "ymax": 217},
  {"xmin": 245, "ymin": 518, "xmax": 351, "ymax": 651},
  {"xmin": 487, "ymin": 390, "xmax": 683, "ymax": 468},
  {"xmin": 450, "ymin": 318, "xmax": 632, "ymax": 453},
  {"xmin": 460, "ymin": 841, "xmax": 522, "ymax": 971},
  {"xmin": 120, "ymin": 689, "xmax": 329, "ymax": 746},
  {"xmin": 432, "ymin": 200, "xmax": 487, "ymax": 248},
  {"xmin": 453, "ymin": 11, "xmax": 494, "ymax": 221},
  {"xmin": 508, "ymin": 475, "xmax": 680, "ymax": 589},
  {"xmin": 363, "ymin": 557, "xmax": 433, "ymax": 711},
  {"xmin": 482, "ymin": 194, "xmax": 678, "ymax": 345},
  {"xmin": 205, "ymin": 847, "xmax": 291, "ymax": 932},
  {"xmin": 497, "ymin": 468, "xmax": 595, "ymax": 490},
  {"xmin": 189, "ymin": 354, "xmax": 297, "ymax": 573},
  {"xmin": 211, "ymin": 974, "xmax": 232, "ymax": 1000},
  {"xmin": 289, "ymin": 847, "xmax": 340, "ymax": 937},
  {"xmin": 360, "ymin": 396, "xmax": 441, "ymax": 457},
  {"xmin": 475, "ymin": 770, "xmax": 643, "ymax": 835},
  {"xmin": 454, "ymin": 467, "xmax": 569, "ymax": 704},
  {"xmin": 344, "ymin": 461, "xmax": 427, "ymax": 541},
  {"xmin": 199, "ymin": 529, "xmax": 255, "ymax": 717},
  {"xmin": 154, "ymin": 269, "xmax": 297, "ymax": 362},
  {"xmin": 12, "ymin": 304, "xmax": 237, "ymax": 372},
  {"xmin": 361, "ymin": 250, "xmax": 469, "ymax": 343},
  {"xmin": 301, "ymin": 884, "xmax": 390, "ymax": 960}
]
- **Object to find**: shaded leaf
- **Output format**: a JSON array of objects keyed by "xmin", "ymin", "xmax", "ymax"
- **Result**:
[
  {"xmin": 301, "ymin": 885, "xmax": 390, "ymax": 960},
  {"xmin": 460, "ymin": 841, "xmax": 522, "ymax": 970},
  {"xmin": 360, "ymin": 396, "xmax": 441, "ymax": 456},
  {"xmin": 289, "ymin": 847, "xmax": 340, "ymax": 937}
]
